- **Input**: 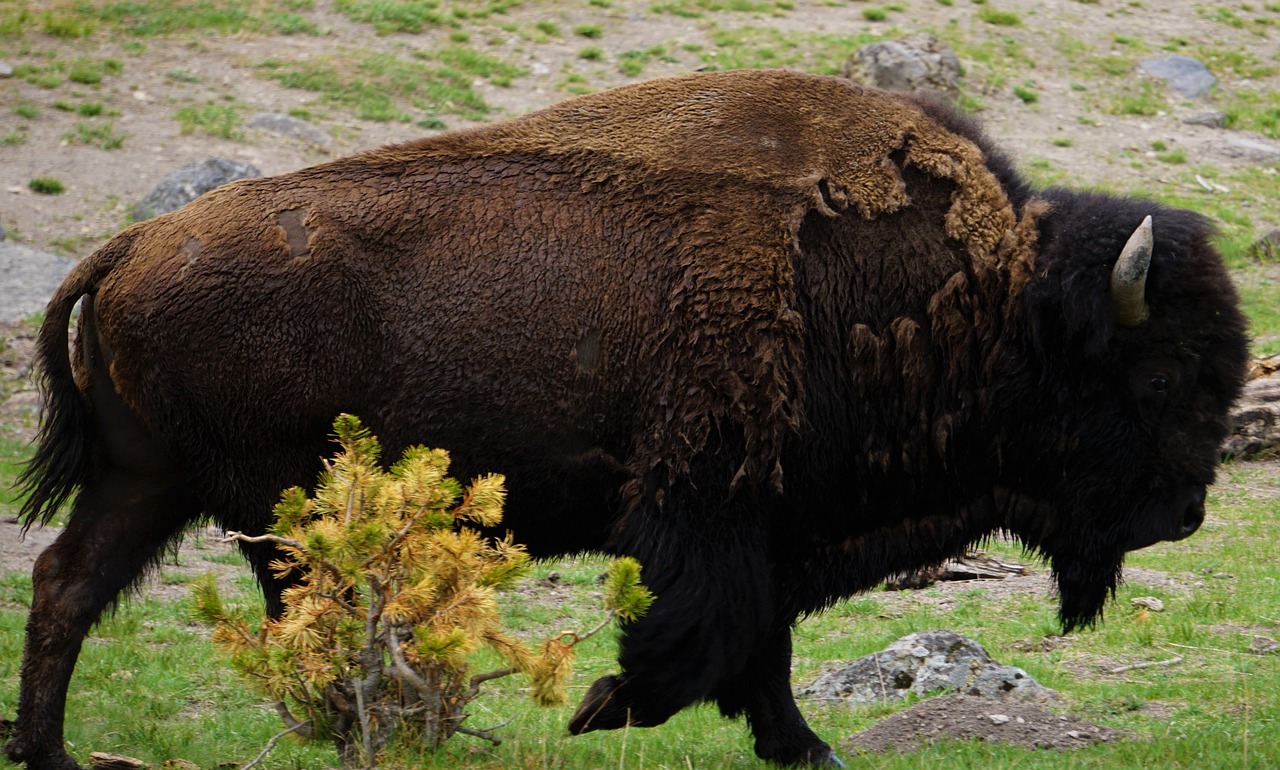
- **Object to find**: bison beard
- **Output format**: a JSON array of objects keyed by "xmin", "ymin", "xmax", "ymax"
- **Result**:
[{"xmin": 6, "ymin": 70, "xmax": 1248, "ymax": 769}]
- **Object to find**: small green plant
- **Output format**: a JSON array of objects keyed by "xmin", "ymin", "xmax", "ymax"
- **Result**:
[
  {"xmin": 578, "ymin": 46, "xmax": 604, "ymax": 60},
  {"xmin": 195, "ymin": 415, "xmax": 652, "ymax": 767},
  {"xmin": 1052, "ymin": 136, "xmax": 1074, "ymax": 147},
  {"xmin": 42, "ymin": 11, "xmax": 95, "ymax": 38},
  {"xmin": 1156, "ymin": 147, "xmax": 1187, "ymax": 164},
  {"xmin": 3, "ymin": 131, "xmax": 28, "ymax": 146},
  {"xmin": 15, "ymin": 103, "xmax": 40, "ymax": 119},
  {"xmin": 978, "ymin": 6, "xmax": 1021, "ymax": 24},
  {"xmin": 65, "ymin": 120, "xmax": 125, "ymax": 149},
  {"xmin": 77, "ymin": 102, "xmax": 103, "ymax": 117},
  {"xmin": 1014, "ymin": 84, "xmax": 1038, "ymax": 103},
  {"xmin": 574, "ymin": 23, "xmax": 603, "ymax": 38},
  {"xmin": 535, "ymin": 19, "xmax": 560, "ymax": 36},
  {"xmin": 863, "ymin": 6, "xmax": 888, "ymax": 20},
  {"xmin": 28, "ymin": 177, "xmax": 65, "ymax": 195},
  {"xmin": 176, "ymin": 103, "xmax": 243, "ymax": 140},
  {"xmin": 166, "ymin": 69, "xmax": 201, "ymax": 83}
]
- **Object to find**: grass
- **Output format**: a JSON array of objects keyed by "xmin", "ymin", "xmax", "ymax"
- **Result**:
[
  {"xmin": 257, "ymin": 50, "xmax": 491, "ymax": 123},
  {"xmin": 27, "ymin": 177, "xmax": 65, "ymax": 194},
  {"xmin": 0, "ymin": 441, "xmax": 1275, "ymax": 768},
  {"xmin": 175, "ymin": 103, "xmax": 243, "ymax": 140},
  {"xmin": 64, "ymin": 119, "xmax": 125, "ymax": 149}
]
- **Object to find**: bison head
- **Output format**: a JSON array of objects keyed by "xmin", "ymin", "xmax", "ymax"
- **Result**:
[{"xmin": 1007, "ymin": 190, "xmax": 1248, "ymax": 632}]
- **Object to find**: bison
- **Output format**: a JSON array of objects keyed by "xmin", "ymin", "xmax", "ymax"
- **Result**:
[{"xmin": 5, "ymin": 69, "xmax": 1248, "ymax": 769}]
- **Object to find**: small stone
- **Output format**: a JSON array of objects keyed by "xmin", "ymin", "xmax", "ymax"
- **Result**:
[
  {"xmin": 247, "ymin": 112, "xmax": 330, "ymax": 146},
  {"xmin": 1183, "ymin": 111, "xmax": 1227, "ymax": 128},
  {"xmin": 1138, "ymin": 54, "xmax": 1216, "ymax": 98},
  {"xmin": 1066, "ymin": 730, "xmax": 1090, "ymax": 739},
  {"xmin": 911, "ymin": 646, "xmax": 929, "ymax": 658},
  {"xmin": 1218, "ymin": 136, "xmax": 1280, "ymax": 165},
  {"xmin": 0, "ymin": 61, "xmax": 13, "ymax": 78},
  {"xmin": 1131, "ymin": 596, "xmax": 1164, "ymax": 612},
  {"xmin": 989, "ymin": 714, "xmax": 1010, "ymax": 725},
  {"xmin": 1249, "ymin": 636, "xmax": 1280, "ymax": 655}
]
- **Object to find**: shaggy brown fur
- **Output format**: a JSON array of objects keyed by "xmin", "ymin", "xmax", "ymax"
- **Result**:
[{"xmin": 8, "ymin": 70, "xmax": 1246, "ymax": 770}]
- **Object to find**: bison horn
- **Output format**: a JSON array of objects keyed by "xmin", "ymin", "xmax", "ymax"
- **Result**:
[{"xmin": 1110, "ymin": 215, "xmax": 1153, "ymax": 327}]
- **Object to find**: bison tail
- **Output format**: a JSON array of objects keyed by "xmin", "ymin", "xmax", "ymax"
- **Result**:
[{"xmin": 15, "ymin": 231, "xmax": 138, "ymax": 528}]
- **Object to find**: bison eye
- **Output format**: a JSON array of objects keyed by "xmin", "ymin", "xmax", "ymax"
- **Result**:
[{"xmin": 1149, "ymin": 374, "xmax": 1170, "ymax": 394}]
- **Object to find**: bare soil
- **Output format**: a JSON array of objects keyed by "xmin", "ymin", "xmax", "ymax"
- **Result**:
[{"xmin": 845, "ymin": 693, "xmax": 1129, "ymax": 753}]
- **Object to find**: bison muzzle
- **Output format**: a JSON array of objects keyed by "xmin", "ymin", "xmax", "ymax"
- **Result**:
[{"xmin": 7, "ymin": 70, "xmax": 1247, "ymax": 768}]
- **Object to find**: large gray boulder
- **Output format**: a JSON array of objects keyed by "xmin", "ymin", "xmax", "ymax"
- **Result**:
[
  {"xmin": 797, "ymin": 630, "xmax": 1052, "ymax": 705},
  {"xmin": 132, "ymin": 157, "xmax": 262, "ymax": 222},
  {"xmin": 842, "ymin": 33, "xmax": 962, "ymax": 102}
]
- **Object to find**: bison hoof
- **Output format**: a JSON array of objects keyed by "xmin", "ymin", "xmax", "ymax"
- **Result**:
[{"xmin": 2, "ymin": 729, "xmax": 81, "ymax": 770}]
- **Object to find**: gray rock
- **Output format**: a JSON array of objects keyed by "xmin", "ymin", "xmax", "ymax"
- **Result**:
[
  {"xmin": 246, "ymin": 112, "xmax": 330, "ymax": 147},
  {"xmin": 1138, "ymin": 54, "xmax": 1216, "ymax": 99},
  {"xmin": 1183, "ymin": 111, "xmax": 1227, "ymax": 128},
  {"xmin": 1224, "ymin": 368, "xmax": 1280, "ymax": 458},
  {"xmin": 797, "ymin": 630, "xmax": 1053, "ymax": 706},
  {"xmin": 0, "ymin": 241, "xmax": 77, "ymax": 323},
  {"xmin": 842, "ymin": 33, "xmax": 962, "ymax": 101},
  {"xmin": 132, "ymin": 157, "xmax": 262, "ymax": 222},
  {"xmin": 1248, "ymin": 228, "xmax": 1280, "ymax": 262},
  {"xmin": 1217, "ymin": 135, "xmax": 1280, "ymax": 164},
  {"xmin": 0, "ymin": 61, "xmax": 12, "ymax": 78}
]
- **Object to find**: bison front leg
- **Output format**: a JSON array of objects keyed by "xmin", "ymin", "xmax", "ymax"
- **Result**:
[
  {"xmin": 3, "ymin": 472, "xmax": 190, "ymax": 770},
  {"xmin": 715, "ymin": 625, "xmax": 842, "ymax": 767},
  {"xmin": 568, "ymin": 501, "xmax": 774, "ymax": 735}
]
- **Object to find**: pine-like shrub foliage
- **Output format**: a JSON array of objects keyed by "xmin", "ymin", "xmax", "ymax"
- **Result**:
[{"xmin": 193, "ymin": 414, "xmax": 653, "ymax": 767}]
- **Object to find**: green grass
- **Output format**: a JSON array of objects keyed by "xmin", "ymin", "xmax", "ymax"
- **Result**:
[
  {"xmin": 0, "ymin": 460, "xmax": 1275, "ymax": 768},
  {"xmin": 175, "ymin": 103, "xmax": 243, "ymax": 140},
  {"xmin": 1221, "ymin": 89, "xmax": 1280, "ymax": 140},
  {"xmin": 258, "ymin": 51, "xmax": 490, "ymax": 123},
  {"xmin": 335, "ymin": 0, "xmax": 449, "ymax": 34},
  {"xmin": 977, "ymin": 6, "xmax": 1021, "ymax": 25},
  {"xmin": 57, "ymin": 0, "xmax": 317, "ymax": 36},
  {"xmin": 28, "ymin": 177, "xmax": 65, "ymax": 194},
  {"xmin": 699, "ymin": 26, "xmax": 884, "ymax": 76},
  {"xmin": 64, "ymin": 119, "xmax": 125, "ymax": 149}
]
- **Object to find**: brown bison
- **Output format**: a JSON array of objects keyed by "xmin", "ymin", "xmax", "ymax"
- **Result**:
[{"xmin": 6, "ymin": 69, "xmax": 1248, "ymax": 768}]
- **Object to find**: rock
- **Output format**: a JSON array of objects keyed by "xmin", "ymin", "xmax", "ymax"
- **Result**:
[
  {"xmin": 1217, "ymin": 135, "xmax": 1280, "ymax": 164},
  {"xmin": 1248, "ymin": 229, "xmax": 1280, "ymax": 262},
  {"xmin": 989, "ymin": 714, "xmax": 1011, "ymax": 725},
  {"xmin": 842, "ymin": 33, "xmax": 961, "ymax": 101},
  {"xmin": 1183, "ymin": 111, "xmax": 1227, "ymax": 128},
  {"xmin": 797, "ymin": 630, "xmax": 1053, "ymax": 706},
  {"xmin": 1131, "ymin": 596, "xmax": 1164, "ymax": 612},
  {"xmin": 1224, "ymin": 361, "xmax": 1280, "ymax": 458},
  {"xmin": 246, "ymin": 112, "xmax": 330, "ymax": 147},
  {"xmin": 0, "ymin": 61, "xmax": 12, "ymax": 78},
  {"xmin": 0, "ymin": 241, "xmax": 77, "ymax": 323},
  {"xmin": 132, "ymin": 157, "xmax": 262, "ymax": 222},
  {"xmin": 1249, "ymin": 636, "xmax": 1280, "ymax": 655},
  {"xmin": 1138, "ymin": 54, "xmax": 1216, "ymax": 98}
]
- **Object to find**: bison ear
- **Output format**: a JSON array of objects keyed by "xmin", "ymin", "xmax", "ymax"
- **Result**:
[{"xmin": 1110, "ymin": 215, "xmax": 1153, "ymax": 327}]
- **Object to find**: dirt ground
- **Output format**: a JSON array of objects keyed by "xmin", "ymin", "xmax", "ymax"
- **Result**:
[{"xmin": 2, "ymin": 0, "xmax": 1280, "ymax": 755}]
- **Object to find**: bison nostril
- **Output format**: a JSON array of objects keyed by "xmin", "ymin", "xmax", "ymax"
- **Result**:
[{"xmin": 1177, "ymin": 498, "xmax": 1206, "ymax": 540}]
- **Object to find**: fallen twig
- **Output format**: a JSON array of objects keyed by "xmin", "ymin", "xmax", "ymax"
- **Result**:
[
  {"xmin": 239, "ymin": 721, "xmax": 311, "ymax": 770},
  {"xmin": 1109, "ymin": 656, "xmax": 1183, "ymax": 674}
]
